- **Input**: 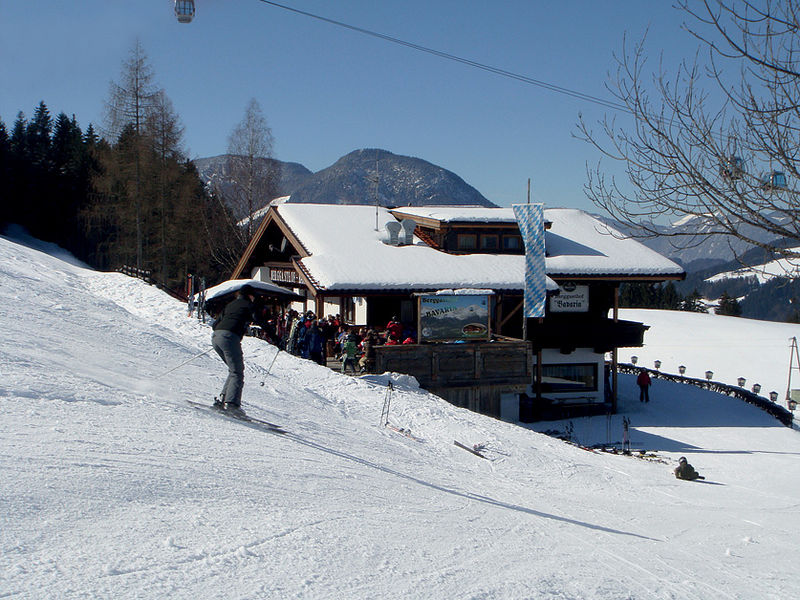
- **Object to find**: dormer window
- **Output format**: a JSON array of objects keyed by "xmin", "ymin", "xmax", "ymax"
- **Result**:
[
  {"xmin": 457, "ymin": 234, "xmax": 478, "ymax": 250},
  {"xmin": 480, "ymin": 234, "xmax": 499, "ymax": 250},
  {"xmin": 502, "ymin": 235, "xmax": 522, "ymax": 251}
]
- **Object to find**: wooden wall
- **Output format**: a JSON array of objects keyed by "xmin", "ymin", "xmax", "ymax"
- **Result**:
[{"xmin": 375, "ymin": 341, "xmax": 532, "ymax": 418}]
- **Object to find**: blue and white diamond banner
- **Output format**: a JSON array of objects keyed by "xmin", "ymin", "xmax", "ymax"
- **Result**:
[{"xmin": 512, "ymin": 203, "xmax": 546, "ymax": 318}]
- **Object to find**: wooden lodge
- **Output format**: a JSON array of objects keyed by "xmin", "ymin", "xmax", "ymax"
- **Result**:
[{"xmin": 232, "ymin": 200, "xmax": 685, "ymax": 422}]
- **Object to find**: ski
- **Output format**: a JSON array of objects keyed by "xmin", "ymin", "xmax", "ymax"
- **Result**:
[
  {"xmin": 454, "ymin": 440, "xmax": 489, "ymax": 459},
  {"xmin": 385, "ymin": 423, "xmax": 424, "ymax": 442},
  {"xmin": 186, "ymin": 400, "xmax": 287, "ymax": 434}
]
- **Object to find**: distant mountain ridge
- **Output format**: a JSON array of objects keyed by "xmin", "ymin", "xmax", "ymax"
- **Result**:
[
  {"xmin": 194, "ymin": 148, "xmax": 496, "ymax": 209},
  {"xmin": 596, "ymin": 213, "xmax": 799, "ymax": 322},
  {"xmin": 596, "ymin": 213, "xmax": 779, "ymax": 270}
]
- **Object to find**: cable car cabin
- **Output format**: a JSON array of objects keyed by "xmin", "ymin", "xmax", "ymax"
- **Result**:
[
  {"xmin": 762, "ymin": 170, "xmax": 788, "ymax": 191},
  {"xmin": 719, "ymin": 156, "xmax": 745, "ymax": 181},
  {"xmin": 174, "ymin": 0, "xmax": 195, "ymax": 23}
]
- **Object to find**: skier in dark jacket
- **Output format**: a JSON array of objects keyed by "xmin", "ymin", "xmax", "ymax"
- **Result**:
[
  {"xmin": 674, "ymin": 456, "xmax": 704, "ymax": 480},
  {"xmin": 211, "ymin": 285, "xmax": 256, "ymax": 413}
]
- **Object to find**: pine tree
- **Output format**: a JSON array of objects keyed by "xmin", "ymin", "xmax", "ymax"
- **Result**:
[
  {"xmin": 103, "ymin": 40, "xmax": 160, "ymax": 269},
  {"xmin": 83, "ymin": 123, "xmax": 99, "ymax": 146},
  {"xmin": 0, "ymin": 120, "xmax": 10, "ymax": 227},
  {"xmin": 715, "ymin": 291, "xmax": 742, "ymax": 316},
  {"xmin": 26, "ymin": 101, "xmax": 52, "ymax": 170},
  {"xmin": 681, "ymin": 289, "xmax": 707, "ymax": 313},
  {"xmin": 660, "ymin": 281, "xmax": 682, "ymax": 310},
  {"xmin": 7, "ymin": 112, "xmax": 30, "ymax": 228},
  {"xmin": 144, "ymin": 90, "xmax": 186, "ymax": 285}
]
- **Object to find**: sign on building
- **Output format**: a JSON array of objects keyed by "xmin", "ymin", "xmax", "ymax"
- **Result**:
[
  {"xmin": 252, "ymin": 264, "xmax": 302, "ymax": 288},
  {"xmin": 418, "ymin": 293, "xmax": 491, "ymax": 342},
  {"xmin": 550, "ymin": 282, "xmax": 589, "ymax": 312}
]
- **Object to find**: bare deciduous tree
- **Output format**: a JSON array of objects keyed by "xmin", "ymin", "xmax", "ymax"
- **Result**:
[
  {"xmin": 223, "ymin": 99, "xmax": 279, "ymax": 242},
  {"xmin": 578, "ymin": 0, "xmax": 800, "ymax": 273}
]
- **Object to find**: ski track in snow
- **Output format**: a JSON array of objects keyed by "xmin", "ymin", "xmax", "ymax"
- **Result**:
[{"xmin": 2, "ymin": 231, "xmax": 800, "ymax": 599}]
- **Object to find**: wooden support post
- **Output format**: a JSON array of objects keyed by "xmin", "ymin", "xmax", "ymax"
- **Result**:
[{"xmin": 612, "ymin": 285, "xmax": 619, "ymax": 412}]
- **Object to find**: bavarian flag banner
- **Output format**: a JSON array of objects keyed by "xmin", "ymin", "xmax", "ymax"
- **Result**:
[{"xmin": 512, "ymin": 203, "xmax": 546, "ymax": 318}]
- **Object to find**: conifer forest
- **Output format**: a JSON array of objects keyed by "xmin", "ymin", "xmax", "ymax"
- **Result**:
[{"xmin": 0, "ymin": 46, "xmax": 242, "ymax": 294}]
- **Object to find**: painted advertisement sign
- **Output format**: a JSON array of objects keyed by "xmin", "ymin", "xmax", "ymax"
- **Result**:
[{"xmin": 418, "ymin": 294, "xmax": 491, "ymax": 342}]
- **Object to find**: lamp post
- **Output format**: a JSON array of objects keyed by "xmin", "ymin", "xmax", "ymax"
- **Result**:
[
  {"xmin": 654, "ymin": 359, "xmax": 662, "ymax": 370},
  {"xmin": 705, "ymin": 370, "xmax": 714, "ymax": 381},
  {"xmin": 737, "ymin": 377, "xmax": 746, "ymax": 387},
  {"xmin": 752, "ymin": 383, "xmax": 761, "ymax": 394},
  {"xmin": 630, "ymin": 356, "xmax": 638, "ymax": 365},
  {"xmin": 678, "ymin": 365, "xmax": 686, "ymax": 375},
  {"xmin": 770, "ymin": 391, "xmax": 779, "ymax": 402}
]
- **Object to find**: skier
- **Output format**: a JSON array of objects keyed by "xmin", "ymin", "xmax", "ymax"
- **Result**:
[
  {"xmin": 637, "ymin": 369, "xmax": 652, "ymax": 403},
  {"xmin": 674, "ymin": 456, "xmax": 704, "ymax": 480},
  {"xmin": 211, "ymin": 284, "xmax": 256, "ymax": 414}
]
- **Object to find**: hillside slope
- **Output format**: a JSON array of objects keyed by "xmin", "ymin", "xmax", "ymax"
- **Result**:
[{"xmin": 2, "ymin": 231, "xmax": 799, "ymax": 599}]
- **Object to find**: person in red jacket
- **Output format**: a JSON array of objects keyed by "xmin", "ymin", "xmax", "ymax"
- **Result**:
[
  {"xmin": 637, "ymin": 369, "xmax": 652, "ymax": 403},
  {"xmin": 386, "ymin": 316, "xmax": 403, "ymax": 341}
]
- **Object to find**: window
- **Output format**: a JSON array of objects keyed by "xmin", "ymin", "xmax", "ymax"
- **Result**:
[
  {"xmin": 540, "ymin": 363, "xmax": 598, "ymax": 393},
  {"xmin": 502, "ymin": 235, "xmax": 522, "ymax": 250},
  {"xmin": 340, "ymin": 297, "xmax": 355, "ymax": 324},
  {"xmin": 480, "ymin": 234, "xmax": 499, "ymax": 250},
  {"xmin": 457, "ymin": 234, "xmax": 477, "ymax": 250}
]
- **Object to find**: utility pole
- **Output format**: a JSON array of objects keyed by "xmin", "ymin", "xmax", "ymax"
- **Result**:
[{"xmin": 370, "ymin": 152, "xmax": 380, "ymax": 231}]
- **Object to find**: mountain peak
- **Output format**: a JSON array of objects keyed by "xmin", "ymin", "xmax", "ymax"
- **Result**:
[{"xmin": 195, "ymin": 148, "xmax": 496, "ymax": 209}]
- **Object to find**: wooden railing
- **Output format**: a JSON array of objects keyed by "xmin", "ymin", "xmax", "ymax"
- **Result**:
[
  {"xmin": 117, "ymin": 265, "xmax": 187, "ymax": 302},
  {"xmin": 619, "ymin": 363, "xmax": 794, "ymax": 427}
]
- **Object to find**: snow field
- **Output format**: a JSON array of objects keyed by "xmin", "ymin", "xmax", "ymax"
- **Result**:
[{"xmin": 2, "ymin": 231, "xmax": 799, "ymax": 599}]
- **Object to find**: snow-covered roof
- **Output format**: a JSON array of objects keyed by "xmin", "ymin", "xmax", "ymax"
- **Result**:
[
  {"xmin": 544, "ymin": 208, "xmax": 685, "ymax": 278},
  {"xmin": 391, "ymin": 206, "xmax": 518, "ymax": 224},
  {"xmin": 271, "ymin": 204, "xmax": 682, "ymax": 292},
  {"xmin": 204, "ymin": 278, "xmax": 302, "ymax": 302}
]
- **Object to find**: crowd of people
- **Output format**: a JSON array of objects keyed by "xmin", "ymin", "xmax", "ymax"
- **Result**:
[{"xmin": 258, "ymin": 311, "xmax": 416, "ymax": 374}]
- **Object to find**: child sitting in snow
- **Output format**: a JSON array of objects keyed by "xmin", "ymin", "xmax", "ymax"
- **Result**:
[{"xmin": 674, "ymin": 457, "xmax": 704, "ymax": 480}]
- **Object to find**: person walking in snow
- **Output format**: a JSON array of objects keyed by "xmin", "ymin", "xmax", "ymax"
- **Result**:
[
  {"xmin": 674, "ymin": 456, "xmax": 704, "ymax": 480},
  {"xmin": 211, "ymin": 285, "xmax": 256, "ymax": 413},
  {"xmin": 637, "ymin": 369, "xmax": 652, "ymax": 403},
  {"xmin": 341, "ymin": 333, "xmax": 358, "ymax": 374}
]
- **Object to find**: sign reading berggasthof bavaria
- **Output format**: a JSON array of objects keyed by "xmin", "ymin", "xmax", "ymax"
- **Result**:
[{"xmin": 550, "ymin": 282, "xmax": 589, "ymax": 312}]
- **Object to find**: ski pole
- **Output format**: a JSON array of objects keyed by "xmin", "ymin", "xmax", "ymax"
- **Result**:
[
  {"xmin": 155, "ymin": 347, "xmax": 213, "ymax": 379},
  {"xmin": 265, "ymin": 346, "xmax": 280, "ymax": 376},
  {"xmin": 380, "ymin": 381, "xmax": 393, "ymax": 426}
]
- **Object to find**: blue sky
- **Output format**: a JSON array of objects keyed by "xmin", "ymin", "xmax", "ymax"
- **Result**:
[{"xmin": 1, "ymin": 1, "xmax": 695, "ymax": 210}]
